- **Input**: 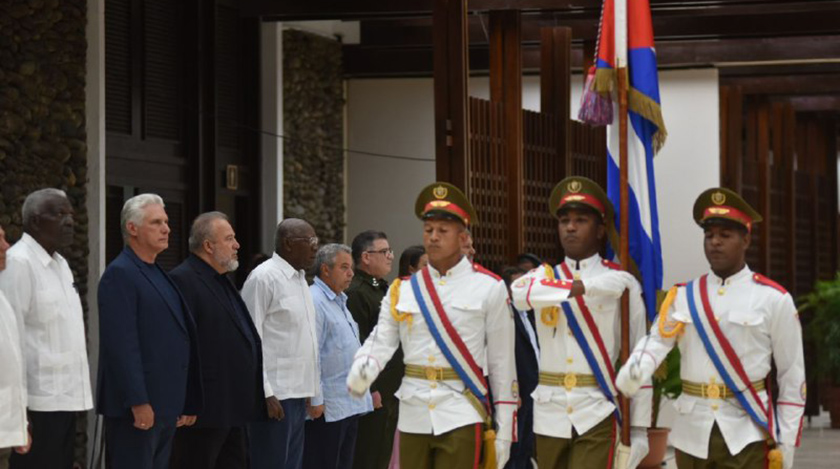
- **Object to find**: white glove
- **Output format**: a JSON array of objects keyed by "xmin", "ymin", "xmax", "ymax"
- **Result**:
[
  {"xmin": 779, "ymin": 443, "xmax": 794, "ymax": 469},
  {"xmin": 346, "ymin": 359, "xmax": 379, "ymax": 398},
  {"xmin": 616, "ymin": 353, "xmax": 656, "ymax": 397},
  {"xmin": 494, "ymin": 438, "xmax": 511, "ymax": 469},
  {"xmin": 628, "ymin": 427, "xmax": 649, "ymax": 469},
  {"xmin": 582, "ymin": 271, "xmax": 637, "ymax": 299}
]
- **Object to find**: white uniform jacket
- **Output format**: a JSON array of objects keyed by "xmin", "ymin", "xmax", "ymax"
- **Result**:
[
  {"xmin": 510, "ymin": 254, "xmax": 652, "ymax": 438},
  {"xmin": 629, "ymin": 266, "xmax": 805, "ymax": 459},
  {"xmin": 353, "ymin": 257, "xmax": 518, "ymax": 441}
]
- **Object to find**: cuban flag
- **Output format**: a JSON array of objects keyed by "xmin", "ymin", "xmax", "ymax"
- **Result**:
[{"xmin": 579, "ymin": 0, "xmax": 666, "ymax": 321}]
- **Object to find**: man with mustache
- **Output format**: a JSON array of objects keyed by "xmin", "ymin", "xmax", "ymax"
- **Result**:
[
  {"xmin": 617, "ymin": 188, "xmax": 805, "ymax": 469},
  {"xmin": 0, "ymin": 189, "xmax": 93, "ymax": 469},
  {"xmin": 347, "ymin": 182, "xmax": 517, "ymax": 469},
  {"xmin": 509, "ymin": 176, "xmax": 651, "ymax": 469},
  {"xmin": 169, "ymin": 212, "xmax": 264, "ymax": 469}
]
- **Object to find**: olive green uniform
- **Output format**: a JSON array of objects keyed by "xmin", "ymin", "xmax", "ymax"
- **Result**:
[{"xmin": 347, "ymin": 269, "xmax": 403, "ymax": 469}]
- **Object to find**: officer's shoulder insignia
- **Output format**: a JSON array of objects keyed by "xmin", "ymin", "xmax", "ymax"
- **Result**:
[
  {"xmin": 473, "ymin": 263, "xmax": 502, "ymax": 281},
  {"xmin": 513, "ymin": 277, "xmax": 530, "ymax": 289},
  {"xmin": 540, "ymin": 278, "xmax": 572, "ymax": 289},
  {"xmin": 752, "ymin": 273, "xmax": 788, "ymax": 294},
  {"xmin": 601, "ymin": 259, "xmax": 622, "ymax": 270}
]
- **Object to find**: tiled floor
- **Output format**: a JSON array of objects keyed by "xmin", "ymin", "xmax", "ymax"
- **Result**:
[{"xmin": 659, "ymin": 412, "xmax": 839, "ymax": 469}]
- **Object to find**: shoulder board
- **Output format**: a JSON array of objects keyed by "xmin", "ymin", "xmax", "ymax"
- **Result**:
[
  {"xmin": 601, "ymin": 259, "xmax": 622, "ymax": 270},
  {"xmin": 752, "ymin": 273, "xmax": 788, "ymax": 294},
  {"xmin": 473, "ymin": 263, "xmax": 502, "ymax": 281}
]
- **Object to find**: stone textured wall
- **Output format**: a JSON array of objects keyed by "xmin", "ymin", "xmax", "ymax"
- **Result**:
[
  {"xmin": 283, "ymin": 29, "xmax": 346, "ymax": 243},
  {"xmin": 0, "ymin": 0, "xmax": 89, "ymax": 464}
]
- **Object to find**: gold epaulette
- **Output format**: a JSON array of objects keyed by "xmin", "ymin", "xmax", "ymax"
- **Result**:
[
  {"xmin": 389, "ymin": 278, "xmax": 412, "ymax": 331},
  {"xmin": 657, "ymin": 285, "xmax": 684, "ymax": 338}
]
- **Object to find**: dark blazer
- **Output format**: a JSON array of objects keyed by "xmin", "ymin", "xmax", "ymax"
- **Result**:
[
  {"xmin": 96, "ymin": 247, "xmax": 203, "ymax": 420},
  {"xmin": 507, "ymin": 305, "xmax": 540, "ymax": 469},
  {"xmin": 169, "ymin": 254, "xmax": 265, "ymax": 427}
]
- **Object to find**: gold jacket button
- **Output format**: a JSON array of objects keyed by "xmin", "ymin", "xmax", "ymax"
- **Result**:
[
  {"xmin": 566, "ymin": 357, "xmax": 574, "ymax": 364},
  {"xmin": 428, "ymin": 403, "xmax": 436, "ymax": 410},
  {"xmin": 711, "ymin": 404, "xmax": 719, "ymax": 411},
  {"xmin": 428, "ymin": 356, "xmax": 436, "ymax": 363},
  {"xmin": 567, "ymin": 406, "xmax": 574, "ymax": 414}
]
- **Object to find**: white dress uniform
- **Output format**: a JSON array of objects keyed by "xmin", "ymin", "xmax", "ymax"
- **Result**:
[
  {"xmin": 627, "ymin": 265, "xmax": 805, "ymax": 459},
  {"xmin": 510, "ymin": 253, "xmax": 652, "ymax": 438},
  {"xmin": 353, "ymin": 256, "xmax": 518, "ymax": 442}
]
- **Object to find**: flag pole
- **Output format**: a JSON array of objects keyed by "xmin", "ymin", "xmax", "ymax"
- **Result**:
[{"xmin": 615, "ymin": 0, "xmax": 632, "ymax": 448}]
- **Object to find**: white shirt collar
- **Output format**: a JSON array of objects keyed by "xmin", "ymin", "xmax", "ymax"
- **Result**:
[
  {"xmin": 708, "ymin": 264, "xmax": 752, "ymax": 286},
  {"xmin": 271, "ymin": 252, "xmax": 303, "ymax": 279},
  {"xmin": 427, "ymin": 255, "xmax": 471, "ymax": 279},
  {"xmin": 21, "ymin": 233, "xmax": 59, "ymax": 267},
  {"xmin": 564, "ymin": 252, "xmax": 602, "ymax": 274}
]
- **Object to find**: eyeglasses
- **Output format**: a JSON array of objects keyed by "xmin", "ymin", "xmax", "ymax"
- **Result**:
[
  {"xmin": 289, "ymin": 236, "xmax": 319, "ymax": 247},
  {"xmin": 366, "ymin": 248, "xmax": 394, "ymax": 256}
]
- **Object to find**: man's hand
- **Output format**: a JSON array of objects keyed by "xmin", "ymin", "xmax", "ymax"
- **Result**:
[
  {"xmin": 131, "ymin": 403, "xmax": 155, "ymax": 430},
  {"xmin": 372, "ymin": 391, "xmax": 383, "ymax": 409},
  {"xmin": 176, "ymin": 415, "xmax": 197, "ymax": 427},
  {"xmin": 307, "ymin": 404, "xmax": 325, "ymax": 419},
  {"xmin": 347, "ymin": 360, "xmax": 378, "ymax": 397},
  {"xmin": 266, "ymin": 396, "xmax": 285, "ymax": 421},
  {"xmin": 569, "ymin": 280, "xmax": 585, "ymax": 298},
  {"xmin": 616, "ymin": 353, "xmax": 656, "ymax": 397},
  {"xmin": 14, "ymin": 429, "xmax": 32, "ymax": 454}
]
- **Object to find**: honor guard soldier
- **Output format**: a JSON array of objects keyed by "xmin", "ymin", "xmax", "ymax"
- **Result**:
[
  {"xmin": 347, "ymin": 182, "xmax": 517, "ymax": 469},
  {"xmin": 510, "ymin": 176, "xmax": 651, "ymax": 469},
  {"xmin": 616, "ymin": 188, "xmax": 805, "ymax": 469}
]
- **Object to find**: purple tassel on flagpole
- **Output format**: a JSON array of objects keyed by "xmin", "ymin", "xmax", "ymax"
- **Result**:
[{"xmin": 578, "ymin": 66, "xmax": 614, "ymax": 126}]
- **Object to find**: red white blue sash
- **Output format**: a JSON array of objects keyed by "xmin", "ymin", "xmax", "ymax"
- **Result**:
[
  {"xmin": 410, "ymin": 267, "xmax": 490, "ymax": 403},
  {"xmin": 686, "ymin": 275, "xmax": 773, "ymax": 437},
  {"xmin": 557, "ymin": 263, "xmax": 622, "ymax": 424}
]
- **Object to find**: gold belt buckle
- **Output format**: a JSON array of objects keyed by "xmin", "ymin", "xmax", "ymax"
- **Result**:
[
  {"xmin": 425, "ymin": 366, "xmax": 440, "ymax": 382},
  {"xmin": 704, "ymin": 377, "xmax": 722, "ymax": 399},
  {"xmin": 563, "ymin": 373, "xmax": 578, "ymax": 391}
]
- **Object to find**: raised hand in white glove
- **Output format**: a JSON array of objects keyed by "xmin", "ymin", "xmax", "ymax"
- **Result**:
[
  {"xmin": 582, "ymin": 271, "xmax": 637, "ymax": 299},
  {"xmin": 346, "ymin": 359, "xmax": 379, "ymax": 398},
  {"xmin": 628, "ymin": 427, "xmax": 650, "ymax": 469},
  {"xmin": 779, "ymin": 443, "xmax": 794, "ymax": 469},
  {"xmin": 494, "ymin": 439, "xmax": 511, "ymax": 469},
  {"xmin": 616, "ymin": 352, "xmax": 656, "ymax": 397}
]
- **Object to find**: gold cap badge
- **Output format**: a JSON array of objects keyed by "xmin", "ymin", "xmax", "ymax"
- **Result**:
[
  {"xmin": 433, "ymin": 185, "xmax": 448, "ymax": 200},
  {"xmin": 711, "ymin": 191, "xmax": 726, "ymax": 205},
  {"xmin": 567, "ymin": 180, "xmax": 582, "ymax": 193}
]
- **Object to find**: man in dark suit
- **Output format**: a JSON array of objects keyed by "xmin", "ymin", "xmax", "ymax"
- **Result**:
[
  {"xmin": 502, "ymin": 266, "xmax": 540, "ymax": 469},
  {"xmin": 169, "ymin": 212, "xmax": 264, "ymax": 469},
  {"xmin": 97, "ymin": 193, "xmax": 203, "ymax": 469}
]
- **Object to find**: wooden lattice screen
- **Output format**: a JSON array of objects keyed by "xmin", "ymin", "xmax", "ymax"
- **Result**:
[{"xmin": 469, "ymin": 97, "xmax": 607, "ymax": 272}]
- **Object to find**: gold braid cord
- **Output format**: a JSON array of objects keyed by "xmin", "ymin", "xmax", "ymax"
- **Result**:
[
  {"xmin": 540, "ymin": 264, "xmax": 560, "ymax": 327},
  {"xmin": 657, "ymin": 286, "xmax": 684, "ymax": 338},
  {"xmin": 389, "ymin": 279, "xmax": 412, "ymax": 331}
]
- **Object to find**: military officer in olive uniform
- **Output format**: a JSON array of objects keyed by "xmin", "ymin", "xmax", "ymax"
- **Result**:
[
  {"xmin": 510, "ymin": 176, "xmax": 651, "ymax": 469},
  {"xmin": 617, "ymin": 188, "xmax": 805, "ymax": 469},
  {"xmin": 347, "ymin": 182, "xmax": 517, "ymax": 469},
  {"xmin": 347, "ymin": 230, "xmax": 402, "ymax": 469}
]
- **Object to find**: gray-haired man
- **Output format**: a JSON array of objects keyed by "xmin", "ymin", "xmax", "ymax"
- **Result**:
[
  {"xmin": 303, "ymin": 244, "xmax": 374, "ymax": 469},
  {"xmin": 0, "ymin": 189, "xmax": 93, "ymax": 469},
  {"xmin": 169, "ymin": 212, "xmax": 264, "ymax": 469},
  {"xmin": 97, "ymin": 194, "xmax": 202, "ymax": 469}
]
